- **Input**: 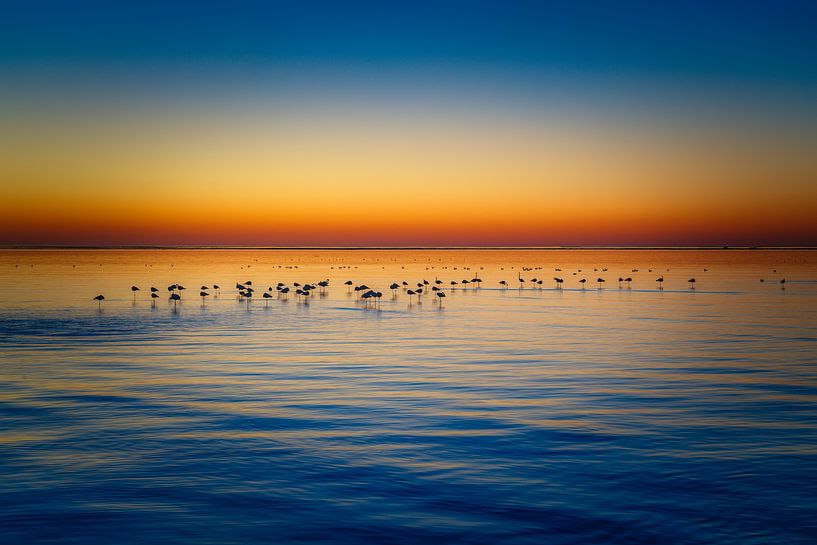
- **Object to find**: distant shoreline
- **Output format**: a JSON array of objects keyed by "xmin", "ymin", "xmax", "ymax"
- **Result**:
[{"xmin": 2, "ymin": 246, "xmax": 816, "ymax": 251}]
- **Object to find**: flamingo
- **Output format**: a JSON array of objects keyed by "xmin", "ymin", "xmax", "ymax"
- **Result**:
[
  {"xmin": 618, "ymin": 277, "xmax": 624, "ymax": 289},
  {"xmin": 688, "ymin": 278, "xmax": 696, "ymax": 289},
  {"xmin": 93, "ymin": 294, "xmax": 105, "ymax": 309},
  {"xmin": 200, "ymin": 291, "xmax": 209, "ymax": 303},
  {"xmin": 407, "ymin": 289, "xmax": 416, "ymax": 303},
  {"xmin": 579, "ymin": 278, "xmax": 587, "ymax": 289},
  {"xmin": 781, "ymin": 278, "xmax": 786, "ymax": 290},
  {"xmin": 213, "ymin": 284, "xmax": 220, "ymax": 296},
  {"xmin": 450, "ymin": 280, "xmax": 458, "ymax": 290},
  {"xmin": 263, "ymin": 292, "xmax": 272, "ymax": 305},
  {"xmin": 499, "ymin": 280, "xmax": 507, "ymax": 289},
  {"xmin": 518, "ymin": 273, "xmax": 525, "ymax": 289},
  {"xmin": 390, "ymin": 283, "xmax": 400, "ymax": 296},
  {"xmin": 436, "ymin": 291, "xmax": 446, "ymax": 305},
  {"xmin": 625, "ymin": 277, "xmax": 633, "ymax": 289},
  {"xmin": 130, "ymin": 286, "xmax": 140, "ymax": 301},
  {"xmin": 169, "ymin": 292, "xmax": 181, "ymax": 309},
  {"xmin": 596, "ymin": 277, "xmax": 605, "ymax": 289},
  {"xmin": 150, "ymin": 292, "xmax": 159, "ymax": 306},
  {"xmin": 150, "ymin": 287, "xmax": 159, "ymax": 293},
  {"xmin": 656, "ymin": 276, "xmax": 664, "ymax": 290}
]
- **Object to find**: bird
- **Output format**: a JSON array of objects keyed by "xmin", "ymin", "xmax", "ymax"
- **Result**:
[
  {"xmin": 554, "ymin": 277, "xmax": 563, "ymax": 289},
  {"xmin": 169, "ymin": 292, "xmax": 181, "ymax": 309},
  {"xmin": 130, "ymin": 286, "xmax": 140, "ymax": 301},
  {"xmin": 390, "ymin": 283, "xmax": 400, "ymax": 295},
  {"xmin": 150, "ymin": 292, "xmax": 159, "ymax": 306},
  {"xmin": 436, "ymin": 291, "xmax": 446, "ymax": 305},
  {"xmin": 579, "ymin": 278, "xmax": 587, "ymax": 289},
  {"xmin": 200, "ymin": 291, "xmax": 209, "ymax": 303},
  {"xmin": 213, "ymin": 284, "xmax": 220, "ymax": 295},
  {"xmin": 499, "ymin": 280, "xmax": 507, "ymax": 289},
  {"xmin": 93, "ymin": 294, "xmax": 105, "ymax": 308},
  {"xmin": 518, "ymin": 273, "xmax": 525, "ymax": 289},
  {"xmin": 263, "ymin": 292, "xmax": 272, "ymax": 305},
  {"xmin": 618, "ymin": 277, "xmax": 624, "ymax": 289},
  {"xmin": 625, "ymin": 277, "xmax": 633, "ymax": 289},
  {"xmin": 688, "ymin": 278, "xmax": 696, "ymax": 289},
  {"xmin": 407, "ymin": 289, "xmax": 416, "ymax": 302},
  {"xmin": 781, "ymin": 278, "xmax": 786, "ymax": 290},
  {"xmin": 596, "ymin": 277, "xmax": 605, "ymax": 289},
  {"xmin": 150, "ymin": 287, "xmax": 159, "ymax": 293},
  {"xmin": 656, "ymin": 276, "xmax": 664, "ymax": 290}
]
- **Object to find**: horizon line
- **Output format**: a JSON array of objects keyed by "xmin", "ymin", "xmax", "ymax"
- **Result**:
[{"xmin": 2, "ymin": 245, "xmax": 817, "ymax": 251}]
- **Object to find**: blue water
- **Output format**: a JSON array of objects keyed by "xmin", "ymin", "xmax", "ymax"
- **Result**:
[{"xmin": 1, "ymin": 251, "xmax": 817, "ymax": 544}]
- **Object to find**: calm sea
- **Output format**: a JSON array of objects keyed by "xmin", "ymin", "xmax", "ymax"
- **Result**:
[{"xmin": 1, "ymin": 249, "xmax": 816, "ymax": 544}]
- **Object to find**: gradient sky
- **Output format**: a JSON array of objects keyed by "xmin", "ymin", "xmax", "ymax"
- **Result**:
[{"xmin": 2, "ymin": 1, "xmax": 816, "ymax": 246}]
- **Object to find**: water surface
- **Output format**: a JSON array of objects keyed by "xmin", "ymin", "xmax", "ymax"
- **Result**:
[{"xmin": 1, "ymin": 249, "xmax": 816, "ymax": 544}]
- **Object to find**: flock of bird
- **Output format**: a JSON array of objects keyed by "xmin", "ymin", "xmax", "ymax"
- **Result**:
[{"xmin": 89, "ymin": 265, "xmax": 792, "ymax": 310}]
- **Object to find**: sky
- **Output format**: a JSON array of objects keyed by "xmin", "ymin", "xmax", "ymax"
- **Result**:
[{"xmin": 1, "ymin": 1, "xmax": 816, "ymax": 246}]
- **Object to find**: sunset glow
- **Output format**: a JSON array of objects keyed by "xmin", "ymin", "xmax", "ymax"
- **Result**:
[{"xmin": 2, "ymin": 2, "xmax": 816, "ymax": 246}]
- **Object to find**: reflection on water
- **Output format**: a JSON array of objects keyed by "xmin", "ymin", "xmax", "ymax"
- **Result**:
[{"xmin": 1, "ymin": 250, "xmax": 816, "ymax": 544}]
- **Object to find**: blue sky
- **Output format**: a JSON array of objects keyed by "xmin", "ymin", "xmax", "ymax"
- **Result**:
[{"xmin": 3, "ymin": 1, "xmax": 816, "ymax": 86}]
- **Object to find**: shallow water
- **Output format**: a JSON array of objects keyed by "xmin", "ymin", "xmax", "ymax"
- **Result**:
[{"xmin": 1, "ymin": 249, "xmax": 816, "ymax": 544}]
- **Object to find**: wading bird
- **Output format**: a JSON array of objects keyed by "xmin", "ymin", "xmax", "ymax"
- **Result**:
[
  {"xmin": 93, "ymin": 294, "xmax": 105, "ymax": 309},
  {"xmin": 130, "ymin": 286, "xmax": 140, "ymax": 301}
]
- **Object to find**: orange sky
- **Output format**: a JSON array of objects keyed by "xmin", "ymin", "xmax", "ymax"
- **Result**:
[{"xmin": 2, "ymin": 84, "xmax": 816, "ymax": 246}]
